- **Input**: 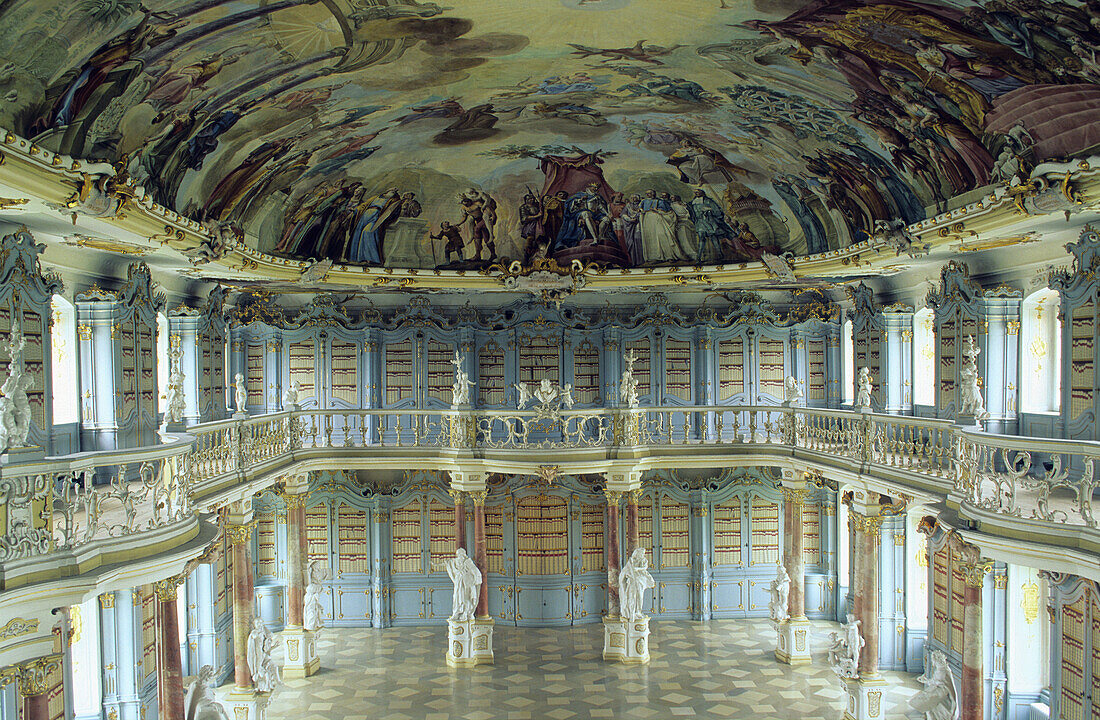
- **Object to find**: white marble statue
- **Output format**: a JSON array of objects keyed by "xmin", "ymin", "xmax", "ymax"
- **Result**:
[
  {"xmin": 827, "ymin": 613, "xmax": 863, "ymax": 679},
  {"xmin": 910, "ymin": 649, "xmax": 959, "ymax": 720},
  {"xmin": 768, "ymin": 565, "xmax": 790, "ymax": 623},
  {"xmin": 163, "ymin": 342, "xmax": 186, "ymax": 424},
  {"xmin": 184, "ymin": 665, "xmax": 230, "ymax": 720},
  {"xmin": 618, "ymin": 547, "xmax": 656, "ymax": 621},
  {"xmin": 246, "ymin": 618, "xmax": 280, "ymax": 693},
  {"xmin": 233, "ymin": 373, "xmax": 247, "ymax": 413},
  {"xmin": 856, "ymin": 367, "xmax": 873, "ymax": 409},
  {"xmin": 783, "ymin": 376, "xmax": 804, "ymax": 406},
  {"xmin": 533, "ymin": 378, "xmax": 557, "ymax": 406},
  {"xmin": 450, "ymin": 350, "xmax": 474, "ymax": 407},
  {"xmin": 434, "ymin": 548, "xmax": 482, "ymax": 622},
  {"xmin": 514, "ymin": 381, "xmax": 533, "ymax": 409},
  {"xmin": 282, "ymin": 380, "xmax": 301, "ymax": 408},
  {"xmin": 958, "ymin": 335, "xmax": 989, "ymax": 420},
  {"xmin": 560, "ymin": 383, "xmax": 575, "ymax": 409},
  {"xmin": 303, "ymin": 559, "xmax": 329, "ymax": 632},
  {"xmin": 620, "ymin": 349, "xmax": 640, "ymax": 409},
  {"xmin": 0, "ymin": 320, "xmax": 33, "ymax": 451}
]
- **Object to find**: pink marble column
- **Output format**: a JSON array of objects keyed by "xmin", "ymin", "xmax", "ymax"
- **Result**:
[
  {"xmin": 847, "ymin": 500, "xmax": 862, "ymax": 624},
  {"xmin": 855, "ymin": 513, "xmax": 881, "ymax": 677},
  {"xmin": 228, "ymin": 522, "xmax": 256, "ymax": 690},
  {"xmin": 625, "ymin": 490, "xmax": 639, "ymax": 554},
  {"xmin": 959, "ymin": 557, "xmax": 991, "ymax": 720},
  {"xmin": 284, "ymin": 494, "xmax": 307, "ymax": 629},
  {"xmin": 605, "ymin": 490, "xmax": 622, "ymax": 617},
  {"xmin": 451, "ymin": 491, "xmax": 467, "ymax": 552},
  {"xmin": 153, "ymin": 578, "xmax": 185, "ymax": 720},
  {"xmin": 783, "ymin": 488, "xmax": 806, "ymax": 619},
  {"xmin": 471, "ymin": 491, "xmax": 489, "ymax": 618}
]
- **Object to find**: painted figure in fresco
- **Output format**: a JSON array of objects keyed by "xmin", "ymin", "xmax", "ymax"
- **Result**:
[
  {"xmin": 431, "ymin": 221, "xmax": 465, "ymax": 264},
  {"xmin": 669, "ymin": 194, "xmax": 698, "ymax": 259},
  {"xmin": 617, "ymin": 194, "xmax": 644, "ymax": 266},
  {"xmin": 667, "ymin": 139, "xmax": 744, "ymax": 185},
  {"xmin": 639, "ymin": 190, "xmax": 683, "ymax": 263},
  {"xmin": 145, "ymin": 53, "xmax": 239, "ymax": 111},
  {"xmin": 772, "ymin": 175, "xmax": 828, "ymax": 255},
  {"xmin": 203, "ymin": 138, "xmax": 294, "ymax": 221},
  {"xmin": 687, "ymin": 189, "xmax": 734, "ymax": 264},
  {"xmin": 459, "ymin": 190, "xmax": 497, "ymax": 261},
  {"xmin": 347, "ymin": 189, "xmax": 402, "ymax": 264},
  {"xmin": 399, "ymin": 192, "xmax": 422, "ymax": 218},
  {"xmin": 540, "ymin": 191, "xmax": 569, "ymax": 247},
  {"xmin": 728, "ymin": 221, "xmax": 778, "ymax": 261},
  {"xmin": 554, "ymin": 183, "xmax": 615, "ymax": 252},
  {"xmin": 518, "ymin": 193, "xmax": 545, "ymax": 263}
]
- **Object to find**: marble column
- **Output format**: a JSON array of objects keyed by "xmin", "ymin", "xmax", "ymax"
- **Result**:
[
  {"xmin": 605, "ymin": 490, "xmax": 622, "ymax": 617},
  {"xmin": 842, "ymin": 495, "xmax": 889, "ymax": 720},
  {"xmin": 227, "ymin": 520, "xmax": 256, "ymax": 690},
  {"xmin": 283, "ymin": 493, "xmax": 307, "ymax": 629},
  {"xmin": 777, "ymin": 478, "xmax": 812, "ymax": 665},
  {"xmin": 625, "ymin": 490, "xmax": 639, "ymax": 553},
  {"xmin": 959, "ymin": 554, "xmax": 993, "ymax": 720},
  {"xmin": 153, "ymin": 577, "xmax": 186, "ymax": 720},
  {"xmin": 17, "ymin": 657, "xmax": 61, "ymax": 720},
  {"xmin": 450, "ymin": 490, "xmax": 467, "ymax": 552},
  {"xmin": 471, "ymin": 491, "xmax": 489, "ymax": 618},
  {"xmin": 856, "ymin": 514, "xmax": 880, "ymax": 677}
]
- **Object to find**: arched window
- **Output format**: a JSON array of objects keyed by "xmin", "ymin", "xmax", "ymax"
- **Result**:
[
  {"xmin": 50, "ymin": 295, "xmax": 79, "ymax": 424},
  {"xmin": 842, "ymin": 319, "xmax": 854, "ymax": 404},
  {"xmin": 1021, "ymin": 289, "xmax": 1061, "ymax": 413},
  {"xmin": 156, "ymin": 312, "xmax": 169, "ymax": 412},
  {"xmin": 913, "ymin": 308, "xmax": 935, "ymax": 406}
]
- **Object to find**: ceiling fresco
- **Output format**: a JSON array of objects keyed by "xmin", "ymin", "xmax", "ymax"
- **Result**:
[{"xmin": 3, "ymin": 0, "xmax": 1100, "ymax": 273}]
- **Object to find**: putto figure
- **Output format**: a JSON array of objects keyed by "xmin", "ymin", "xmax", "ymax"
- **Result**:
[
  {"xmin": 856, "ymin": 367, "xmax": 873, "ymax": 409},
  {"xmin": 618, "ymin": 547, "xmax": 656, "ymax": 621},
  {"xmin": 234, "ymin": 372, "xmax": 247, "ymax": 413}
]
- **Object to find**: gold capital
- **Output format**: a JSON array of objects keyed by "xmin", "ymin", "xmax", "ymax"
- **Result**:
[
  {"xmin": 959, "ymin": 559, "xmax": 994, "ymax": 588},
  {"xmin": 225, "ymin": 520, "xmax": 257, "ymax": 545},
  {"xmin": 16, "ymin": 655, "xmax": 62, "ymax": 697},
  {"xmin": 448, "ymin": 489, "xmax": 466, "ymax": 506},
  {"xmin": 153, "ymin": 575, "xmax": 186, "ymax": 602},
  {"xmin": 604, "ymin": 489, "xmax": 622, "ymax": 505},
  {"xmin": 280, "ymin": 493, "xmax": 308, "ymax": 510},
  {"xmin": 469, "ymin": 491, "xmax": 488, "ymax": 507}
]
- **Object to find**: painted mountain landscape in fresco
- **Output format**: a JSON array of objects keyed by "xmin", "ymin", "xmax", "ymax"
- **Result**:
[{"xmin": 3, "ymin": 0, "xmax": 1100, "ymax": 270}]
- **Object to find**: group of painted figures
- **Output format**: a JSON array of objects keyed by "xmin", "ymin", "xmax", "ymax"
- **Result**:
[{"xmin": 515, "ymin": 184, "xmax": 777, "ymax": 266}]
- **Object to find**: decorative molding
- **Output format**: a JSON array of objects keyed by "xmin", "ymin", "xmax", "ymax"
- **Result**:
[{"xmin": 0, "ymin": 617, "xmax": 38, "ymax": 640}]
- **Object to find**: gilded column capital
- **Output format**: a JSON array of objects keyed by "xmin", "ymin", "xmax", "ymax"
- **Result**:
[
  {"xmin": 780, "ymin": 486, "xmax": 811, "ymax": 506},
  {"xmin": 850, "ymin": 512, "xmax": 883, "ymax": 537},
  {"xmin": 16, "ymin": 655, "xmax": 62, "ymax": 697},
  {"xmin": 153, "ymin": 575, "xmax": 186, "ymax": 602},
  {"xmin": 448, "ymin": 489, "xmax": 466, "ymax": 506},
  {"xmin": 603, "ymin": 489, "xmax": 622, "ymax": 505},
  {"xmin": 280, "ymin": 492, "xmax": 308, "ymax": 510},
  {"xmin": 958, "ymin": 559, "xmax": 994, "ymax": 588},
  {"xmin": 628, "ymin": 488, "xmax": 643, "ymax": 504},
  {"xmin": 99, "ymin": 592, "xmax": 115, "ymax": 609},
  {"xmin": 225, "ymin": 520, "xmax": 257, "ymax": 545},
  {"xmin": 468, "ymin": 491, "xmax": 487, "ymax": 507}
]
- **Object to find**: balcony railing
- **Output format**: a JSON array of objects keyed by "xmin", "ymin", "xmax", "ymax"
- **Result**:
[{"xmin": 2, "ymin": 405, "xmax": 1099, "ymax": 590}]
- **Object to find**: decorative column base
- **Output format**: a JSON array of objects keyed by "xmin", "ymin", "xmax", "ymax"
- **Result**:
[
  {"xmin": 279, "ymin": 628, "xmax": 319, "ymax": 679},
  {"xmin": 842, "ymin": 676, "xmax": 889, "ymax": 720},
  {"xmin": 214, "ymin": 687, "xmax": 270, "ymax": 720},
  {"xmin": 775, "ymin": 617, "xmax": 812, "ymax": 666},
  {"xmin": 445, "ymin": 618, "xmax": 494, "ymax": 667},
  {"xmin": 602, "ymin": 615, "xmax": 650, "ymax": 664}
]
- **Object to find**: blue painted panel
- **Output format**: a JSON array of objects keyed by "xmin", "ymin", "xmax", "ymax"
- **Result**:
[
  {"xmin": 334, "ymin": 585, "xmax": 372, "ymax": 625},
  {"xmin": 658, "ymin": 578, "xmax": 692, "ymax": 617},
  {"xmin": 711, "ymin": 576, "xmax": 745, "ymax": 618},
  {"xmin": 390, "ymin": 586, "xmax": 425, "ymax": 624},
  {"xmin": 574, "ymin": 579, "xmax": 604, "ymax": 623},
  {"xmin": 426, "ymin": 585, "xmax": 453, "ymax": 622},
  {"xmin": 255, "ymin": 583, "xmax": 285, "ymax": 631}
]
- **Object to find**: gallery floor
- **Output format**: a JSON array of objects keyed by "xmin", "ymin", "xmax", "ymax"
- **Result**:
[{"xmin": 266, "ymin": 619, "xmax": 922, "ymax": 720}]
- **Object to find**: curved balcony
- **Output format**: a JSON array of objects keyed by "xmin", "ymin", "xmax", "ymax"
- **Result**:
[{"xmin": 3, "ymin": 406, "xmax": 1099, "ymax": 598}]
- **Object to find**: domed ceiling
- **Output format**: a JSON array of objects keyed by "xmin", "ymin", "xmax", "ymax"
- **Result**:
[{"xmin": 3, "ymin": 0, "xmax": 1100, "ymax": 273}]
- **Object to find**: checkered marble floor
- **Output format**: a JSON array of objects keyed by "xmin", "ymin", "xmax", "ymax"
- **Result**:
[{"xmin": 266, "ymin": 619, "xmax": 921, "ymax": 720}]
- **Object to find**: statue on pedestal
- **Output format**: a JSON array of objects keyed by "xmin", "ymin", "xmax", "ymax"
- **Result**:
[
  {"xmin": 958, "ymin": 335, "xmax": 989, "ymax": 421},
  {"xmin": 234, "ymin": 373, "xmax": 247, "ymax": 413},
  {"xmin": 618, "ymin": 547, "xmax": 656, "ymax": 621},
  {"xmin": 184, "ymin": 665, "xmax": 230, "ymax": 720},
  {"xmin": 827, "ymin": 613, "xmax": 863, "ymax": 678},
  {"xmin": 620, "ymin": 349, "xmax": 640, "ymax": 409},
  {"xmin": 450, "ymin": 350, "xmax": 473, "ymax": 407},
  {"xmin": 910, "ymin": 649, "xmax": 959, "ymax": 720},
  {"xmin": 435, "ymin": 548, "xmax": 481, "ymax": 622},
  {"xmin": 246, "ymin": 618, "xmax": 280, "ymax": 693},
  {"xmin": 283, "ymin": 380, "xmax": 302, "ymax": 408},
  {"xmin": 768, "ymin": 565, "xmax": 790, "ymax": 623},
  {"xmin": 0, "ymin": 320, "xmax": 34, "ymax": 451},
  {"xmin": 303, "ymin": 560, "xmax": 329, "ymax": 632},
  {"xmin": 856, "ymin": 367, "xmax": 873, "ymax": 409}
]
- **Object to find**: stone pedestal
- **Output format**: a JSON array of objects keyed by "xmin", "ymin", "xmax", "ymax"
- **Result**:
[
  {"xmin": 279, "ymin": 628, "xmax": 319, "ymax": 679},
  {"xmin": 159, "ymin": 420, "xmax": 186, "ymax": 435},
  {"xmin": 602, "ymin": 615, "xmax": 650, "ymax": 664},
  {"xmin": 446, "ymin": 617, "xmax": 494, "ymax": 667},
  {"xmin": 1, "ymin": 445, "xmax": 45, "ymax": 465},
  {"xmin": 842, "ymin": 676, "xmax": 889, "ymax": 720},
  {"xmin": 214, "ymin": 688, "xmax": 270, "ymax": 720},
  {"xmin": 775, "ymin": 617, "xmax": 812, "ymax": 666},
  {"xmin": 233, "ymin": 411, "xmax": 249, "ymax": 420}
]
